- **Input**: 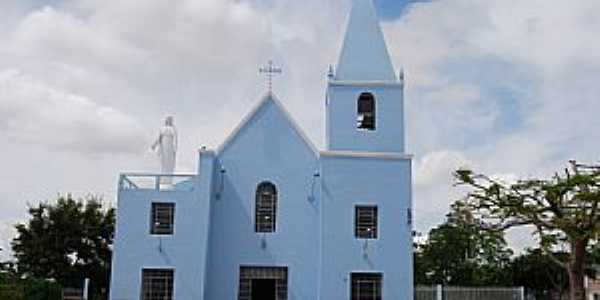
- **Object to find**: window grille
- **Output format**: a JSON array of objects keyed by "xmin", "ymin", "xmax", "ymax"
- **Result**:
[
  {"xmin": 351, "ymin": 273, "xmax": 382, "ymax": 300},
  {"xmin": 238, "ymin": 266, "xmax": 288, "ymax": 300},
  {"xmin": 355, "ymin": 206, "xmax": 378, "ymax": 239},
  {"xmin": 255, "ymin": 182, "xmax": 277, "ymax": 233},
  {"xmin": 151, "ymin": 202, "xmax": 175, "ymax": 235},
  {"xmin": 357, "ymin": 93, "xmax": 376, "ymax": 130},
  {"xmin": 141, "ymin": 269, "xmax": 174, "ymax": 300}
]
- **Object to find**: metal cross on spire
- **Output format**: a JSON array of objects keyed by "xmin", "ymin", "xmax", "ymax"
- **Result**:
[{"xmin": 259, "ymin": 60, "xmax": 282, "ymax": 93}]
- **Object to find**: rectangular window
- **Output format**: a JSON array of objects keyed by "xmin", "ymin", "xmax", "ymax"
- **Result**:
[
  {"xmin": 355, "ymin": 206, "xmax": 378, "ymax": 239},
  {"xmin": 351, "ymin": 273, "xmax": 382, "ymax": 300},
  {"xmin": 141, "ymin": 269, "xmax": 174, "ymax": 300},
  {"xmin": 151, "ymin": 202, "xmax": 175, "ymax": 235}
]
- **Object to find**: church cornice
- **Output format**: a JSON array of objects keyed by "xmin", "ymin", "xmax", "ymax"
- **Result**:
[
  {"xmin": 328, "ymin": 80, "xmax": 403, "ymax": 88},
  {"xmin": 320, "ymin": 150, "xmax": 412, "ymax": 160}
]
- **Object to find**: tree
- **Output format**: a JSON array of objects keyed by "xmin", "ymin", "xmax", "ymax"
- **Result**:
[
  {"xmin": 590, "ymin": 243, "xmax": 600, "ymax": 266},
  {"xmin": 455, "ymin": 161, "xmax": 600, "ymax": 300},
  {"xmin": 414, "ymin": 201, "xmax": 513, "ymax": 286},
  {"xmin": 11, "ymin": 195, "xmax": 115, "ymax": 299},
  {"xmin": 1, "ymin": 267, "xmax": 63, "ymax": 300},
  {"xmin": 508, "ymin": 249, "xmax": 569, "ymax": 299}
]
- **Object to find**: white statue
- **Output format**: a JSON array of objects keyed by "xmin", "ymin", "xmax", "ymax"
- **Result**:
[{"xmin": 151, "ymin": 116, "xmax": 178, "ymax": 185}]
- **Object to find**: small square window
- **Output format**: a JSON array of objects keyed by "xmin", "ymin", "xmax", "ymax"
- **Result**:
[
  {"xmin": 351, "ymin": 273, "xmax": 382, "ymax": 300},
  {"xmin": 141, "ymin": 269, "xmax": 174, "ymax": 300},
  {"xmin": 355, "ymin": 206, "xmax": 378, "ymax": 239},
  {"xmin": 151, "ymin": 203, "xmax": 175, "ymax": 235}
]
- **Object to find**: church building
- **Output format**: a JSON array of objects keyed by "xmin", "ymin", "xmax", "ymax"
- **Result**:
[{"xmin": 109, "ymin": 0, "xmax": 413, "ymax": 299}]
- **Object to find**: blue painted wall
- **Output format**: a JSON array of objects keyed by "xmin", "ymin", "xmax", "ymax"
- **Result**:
[
  {"xmin": 320, "ymin": 153, "xmax": 413, "ymax": 299},
  {"xmin": 327, "ymin": 83, "xmax": 405, "ymax": 153},
  {"xmin": 110, "ymin": 152, "xmax": 214, "ymax": 300},
  {"xmin": 109, "ymin": 191, "xmax": 207, "ymax": 299},
  {"xmin": 205, "ymin": 96, "xmax": 320, "ymax": 300},
  {"xmin": 109, "ymin": 0, "xmax": 413, "ymax": 298}
]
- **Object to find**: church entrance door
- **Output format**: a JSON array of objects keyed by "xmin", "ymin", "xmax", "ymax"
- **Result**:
[
  {"xmin": 238, "ymin": 266, "xmax": 288, "ymax": 300},
  {"xmin": 251, "ymin": 279, "xmax": 276, "ymax": 300}
]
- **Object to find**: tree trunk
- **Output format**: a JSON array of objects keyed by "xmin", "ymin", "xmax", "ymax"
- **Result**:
[{"xmin": 568, "ymin": 238, "xmax": 588, "ymax": 300}]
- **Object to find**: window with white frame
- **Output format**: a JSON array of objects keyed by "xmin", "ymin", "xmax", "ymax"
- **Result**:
[
  {"xmin": 151, "ymin": 202, "xmax": 175, "ymax": 235},
  {"xmin": 255, "ymin": 182, "xmax": 277, "ymax": 233},
  {"xmin": 355, "ymin": 205, "xmax": 378, "ymax": 239},
  {"xmin": 141, "ymin": 269, "xmax": 174, "ymax": 300},
  {"xmin": 351, "ymin": 273, "xmax": 382, "ymax": 300}
]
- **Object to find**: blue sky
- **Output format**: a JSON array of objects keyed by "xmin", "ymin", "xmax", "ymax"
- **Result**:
[{"xmin": 376, "ymin": 0, "xmax": 427, "ymax": 19}]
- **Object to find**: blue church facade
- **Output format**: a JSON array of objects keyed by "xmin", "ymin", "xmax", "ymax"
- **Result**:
[{"xmin": 109, "ymin": 0, "xmax": 413, "ymax": 299}]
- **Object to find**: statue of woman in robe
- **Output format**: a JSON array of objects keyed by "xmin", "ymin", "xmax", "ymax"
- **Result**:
[{"xmin": 151, "ymin": 116, "xmax": 178, "ymax": 185}]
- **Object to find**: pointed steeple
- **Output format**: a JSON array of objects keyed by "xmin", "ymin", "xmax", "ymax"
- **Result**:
[{"xmin": 335, "ymin": 0, "xmax": 396, "ymax": 81}]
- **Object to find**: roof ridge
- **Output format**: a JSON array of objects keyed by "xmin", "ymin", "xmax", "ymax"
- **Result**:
[{"xmin": 216, "ymin": 93, "xmax": 318, "ymax": 155}]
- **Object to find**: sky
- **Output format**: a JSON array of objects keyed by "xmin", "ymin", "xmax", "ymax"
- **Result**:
[{"xmin": 1, "ymin": 0, "xmax": 600, "ymax": 260}]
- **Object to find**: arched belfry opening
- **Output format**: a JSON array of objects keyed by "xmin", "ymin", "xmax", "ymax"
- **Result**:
[{"xmin": 357, "ymin": 92, "xmax": 376, "ymax": 131}]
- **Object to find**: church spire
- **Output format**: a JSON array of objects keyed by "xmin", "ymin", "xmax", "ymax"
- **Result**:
[{"xmin": 335, "ymin": 0, "xmax": 396, "ymax": 81}]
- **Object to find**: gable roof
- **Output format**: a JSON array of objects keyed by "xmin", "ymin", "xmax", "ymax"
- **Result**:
[
  {"xmin": 216, "ymin": 92, "xmax": 319, "ymax": 155},
  {"xmin": 336, "ymin": 0, "xmax": 397, "ymax": 81}
]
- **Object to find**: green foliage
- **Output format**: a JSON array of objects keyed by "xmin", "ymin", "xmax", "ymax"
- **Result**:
[
  {"xmin": 11, "ymin": 194, "xmax": 114, "ymax": 299},
  {"xmin": 0, "ymin": 273, "xmax": 62, "ymax": 300},
  {"xmin": 508, "ymin": 249, "xmax": 569, "ymax": 299},
  {"xmin": 455, "ymin": 163, "xmax": 600, "ymax": 252},
  {"xmin": 414, "ymin": 201, "xmax": 513, "ymax": 286},
  {"xmin": 0, "ymin": 272, "xmax": 23, "ymax": 300},
  {"xmin": 23, "ymin": 279, "xmax": 62, "ymax": 300},
  {"xmin": 454, "ymin": 161, "xmax": 600, "ymax": 300},
  {"xmin": 591, "ymin": 243, "xmax": 600, "ymax": 264}
]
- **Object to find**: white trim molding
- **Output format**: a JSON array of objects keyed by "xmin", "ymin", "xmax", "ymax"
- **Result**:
[
  {"xmin": 328, "ymin": 80, "xmax": 403, "ymax": 88},
  {"xmin": 320, "ymin": 150, "xmax": 412, "ymax": 160}
]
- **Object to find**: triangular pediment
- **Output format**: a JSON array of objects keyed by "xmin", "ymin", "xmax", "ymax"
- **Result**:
[{"xmin": 217, "ymin": 93, "xmax": 318, "ymax": 157}]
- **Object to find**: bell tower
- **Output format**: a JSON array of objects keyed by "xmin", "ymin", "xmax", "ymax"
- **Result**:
[{"xmin": 326, "ymin": 0, "xmax": 405, "ymax": 153}]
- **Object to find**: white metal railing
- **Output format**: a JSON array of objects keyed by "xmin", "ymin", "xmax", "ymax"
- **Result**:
[
  {"xmin": 415, "ymin": 285, "xmax": 525, "ymax": 300},
  {"xmin": 119, "ymin": 173, "xmax": 196, "ymax": 191}
]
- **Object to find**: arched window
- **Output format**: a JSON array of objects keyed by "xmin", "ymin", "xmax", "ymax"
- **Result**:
[
  {"xmin": 357, "ymin": 92, "xmax": 376, "ymax": 130},
  {"xmin": 255, "ymin": 182, "xmax": 277, "ymax": 233}
]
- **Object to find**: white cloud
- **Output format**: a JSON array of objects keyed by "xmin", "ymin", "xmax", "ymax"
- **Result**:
[
  {"xmin": 415, "ymin": 150, "xmax": 470, "ymax": 187},
  {"xmin": 386, "ymin": 0, "xmax": 600, "ymax": 248},
  {"xmin": 0, "ymin": 0, "xmax": 345, "ymax": 256},
  {"xmin": 0, "ymin": 69, "xmax": 148, "ymax": 154},
  {"xmin": 413, "ymin": 151, "xmax": 472, "ymax": 230},
  {"xmin": 0, "ymin": 220, "xmax": 17, "ymax": 261}
]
